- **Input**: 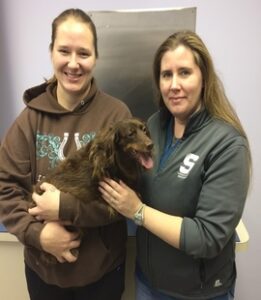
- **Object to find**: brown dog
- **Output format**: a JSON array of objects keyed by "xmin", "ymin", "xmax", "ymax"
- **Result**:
[{"xmin": 34, "ymin": 118, "xmax": 154, "ymax": 263}]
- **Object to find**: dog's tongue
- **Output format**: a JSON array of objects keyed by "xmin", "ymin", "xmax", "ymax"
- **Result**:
[{"xmin": 140, "ymin": 155, "xmax": 154, "ymax": 169}]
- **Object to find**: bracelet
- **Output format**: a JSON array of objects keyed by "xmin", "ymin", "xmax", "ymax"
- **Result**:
[{"xmin": 133, "ymin": 203, "xmax": 146, "ymax": 226}]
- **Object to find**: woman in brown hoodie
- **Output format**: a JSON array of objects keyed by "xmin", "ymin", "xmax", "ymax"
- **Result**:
[{"xmin": 0, "ymin": 8, "xmax": 131, "ymax": 300}]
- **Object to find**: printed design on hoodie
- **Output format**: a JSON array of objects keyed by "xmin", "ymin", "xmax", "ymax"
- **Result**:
[{"xmin": 36, "ymin": 131, "xmax": 96, "ymax": 168}]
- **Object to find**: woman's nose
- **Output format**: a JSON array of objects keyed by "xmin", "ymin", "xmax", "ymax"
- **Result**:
[
  {"xmin": 170, "ymin": 75, "xmax": 180, "ymax": 90},
  {"xmin": 68, "ymin": 54, "xmax": 78, "ymax": 68}
]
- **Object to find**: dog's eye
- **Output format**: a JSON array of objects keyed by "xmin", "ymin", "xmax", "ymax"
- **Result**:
[
  {"xmin": 128, "ymin": 130, "xmax": 135, "ymax": 138},
  {"xmin": 140, "ymin": 125, "xmax": 147, "ymax": 133}
]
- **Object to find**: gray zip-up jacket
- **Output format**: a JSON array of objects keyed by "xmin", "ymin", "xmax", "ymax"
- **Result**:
[{"xmin": 136, "ymin": 109, "xmax": 250, "ymax": 299}]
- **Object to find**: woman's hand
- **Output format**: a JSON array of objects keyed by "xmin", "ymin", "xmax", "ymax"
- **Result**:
[
  {"xmin": 40, "ymin": 221, "xmax": 81, "ymax": 263},
  {"xmin": 99, "ymin": 178, "xmax": 142, "ymax": 219},
  {"xmin": 100, "ymin": 178, "xmax": 182, "ymax": 248},
  {"xmin": 29, "ymin": 182, "xmax": 60, "ymax": 221}
]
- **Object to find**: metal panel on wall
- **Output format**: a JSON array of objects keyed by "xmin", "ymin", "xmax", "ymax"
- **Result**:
[{"xmin": 90, "ymin": 8, "xmax": 196, "ymax": 121}]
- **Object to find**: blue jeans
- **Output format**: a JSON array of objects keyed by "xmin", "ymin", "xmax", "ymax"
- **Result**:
[{"xmin": 136, "ymin": 276, "xmax": 235, "ymax": 300}]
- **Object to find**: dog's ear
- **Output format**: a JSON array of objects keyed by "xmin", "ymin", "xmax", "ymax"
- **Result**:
[
  {"xmin": 92, "ymin": 151, "xmax": 108, "ymax": 179},
  {"xmin": 89, "ymin": 125, "xmax": 116, "ymax": 179},
  {"xmin": 88, "ymin": 143, "xmax": 107, "ymax": 179},
  {"xmin": 114, "ymin": 129, "xmax": 121, "ymax": 145},
  {"xmin": 102, "ymin": 127, "xmax": 116, "ymax": 164}
]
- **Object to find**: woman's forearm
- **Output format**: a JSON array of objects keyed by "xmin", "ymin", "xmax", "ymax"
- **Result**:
[{"xmin": 142, "ymin": 205, "xmax": 182, "ymax": 249}]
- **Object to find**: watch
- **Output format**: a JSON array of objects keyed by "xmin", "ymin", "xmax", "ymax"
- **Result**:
[{"xmin": 133, "ymin": 204, "xmax": 145, "ymax": 226}]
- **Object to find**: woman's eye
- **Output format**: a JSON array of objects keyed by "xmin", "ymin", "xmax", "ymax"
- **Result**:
[
  {"xmin": 161, "ymin": 71, "xmax": 172, "ymax": 79},
  {"xmin": 58, "ymin": 49, "xmax": 69, "ymax": 55},
  {"xmin": 180, "ymin": 69, "xmax": 190, "ymax": 76},
  {"xmin": 79, "ymin": 52, "xmax": 89, "ymax": 58}
]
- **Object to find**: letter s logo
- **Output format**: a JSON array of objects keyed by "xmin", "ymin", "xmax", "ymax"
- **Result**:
[{"xmin": 179, "ymin": 153, "xmax": 199, "ymax": 176}]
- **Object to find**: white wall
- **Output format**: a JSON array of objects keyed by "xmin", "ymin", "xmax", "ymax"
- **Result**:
[{"xmin": 0, "ymin": 0, "xmax": 260, "ymax": 299}]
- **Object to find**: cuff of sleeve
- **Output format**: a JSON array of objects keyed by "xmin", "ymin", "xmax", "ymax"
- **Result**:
[
  {"xmin": 59, "ymin": 191, "xmax": 76, "ymax": 222},
  {"xmin": 24, "ymin": 222, "xmax": 44, "ymax": 251},
  {"xmin": 180, "ymin": 217, "xmax": 203, "ymax": 257},
  {"xmin": 179, "ymin": 218, "xmax": 186, "ymax": 251}
]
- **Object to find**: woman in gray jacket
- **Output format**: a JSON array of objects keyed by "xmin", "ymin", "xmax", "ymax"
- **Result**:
[{"xmin": 99, "ymin": 30, "xmax": 251, "ymax": 300}]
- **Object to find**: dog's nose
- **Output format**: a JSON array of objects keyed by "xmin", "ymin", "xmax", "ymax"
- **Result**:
[{"xmin": 147, "ymin": 142, "xmax": 154, "ymax": 151}]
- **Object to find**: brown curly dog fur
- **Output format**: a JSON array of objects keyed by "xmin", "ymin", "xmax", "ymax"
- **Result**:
[{"xmin": 34, "ymin": 117, "xmax": 154, "ymax": 264}]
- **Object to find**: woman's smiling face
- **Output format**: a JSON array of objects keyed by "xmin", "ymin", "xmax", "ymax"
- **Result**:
[
  {"xmin": 51, "ymin": 18, "xmax": 96, "ymax": 100},
  {"xmin": 159, "ymin": 45, "xmax": 203, "ymax": 122}
]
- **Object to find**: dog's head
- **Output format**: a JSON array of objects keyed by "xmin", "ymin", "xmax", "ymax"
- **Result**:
[
  {"xmin": 113, "ymin": 118, "xmax": 154, "ymax": 171},
  {"xmin": 89, "ymin": 118, "xmax": 154, "ymax": 181}
]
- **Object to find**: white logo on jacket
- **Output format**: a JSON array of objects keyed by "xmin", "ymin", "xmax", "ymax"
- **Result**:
[
  {"xmin": 214, "ymin": 279, "xmax": 223, "ymax": 287},
  {"xmin": 178, "ymin": 153, "xmax": 199, "ymax": 179}
]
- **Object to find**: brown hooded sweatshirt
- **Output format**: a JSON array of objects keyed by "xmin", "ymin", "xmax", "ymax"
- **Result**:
[{"xmin": 0, "ymin": 78, "xmax": 131, "ymax": 287}]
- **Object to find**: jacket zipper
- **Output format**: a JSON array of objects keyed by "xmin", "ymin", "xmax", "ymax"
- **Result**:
[
  {"xmin": 158, "ymin": 139, "xmax": 182, "ymax": 172},
  {"xmin": 199, "ymin": 259, "xmax": 206, "ymax": 289},
  {"xmin": 146, "ymin": 231, "xmax": 152, "ymax": 282}
]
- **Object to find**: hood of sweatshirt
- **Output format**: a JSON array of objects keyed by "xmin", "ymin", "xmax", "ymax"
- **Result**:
[{"xmin": 23, "ymin": 78, "xmax": 97, "ymax": 115}]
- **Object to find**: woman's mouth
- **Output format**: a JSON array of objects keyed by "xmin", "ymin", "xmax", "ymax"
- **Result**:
[
  {"xmin": 169, "ymin": 96, "xmax": 185, "ymax": 103},
  {"xmin": 65, "ymin": 72, "xmax": 82, "ymax": 81}
]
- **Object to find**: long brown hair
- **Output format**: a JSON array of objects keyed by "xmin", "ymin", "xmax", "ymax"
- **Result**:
[{"xmin": 153, "ymin": 30, "xmax": 252, "ymax": 174}]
